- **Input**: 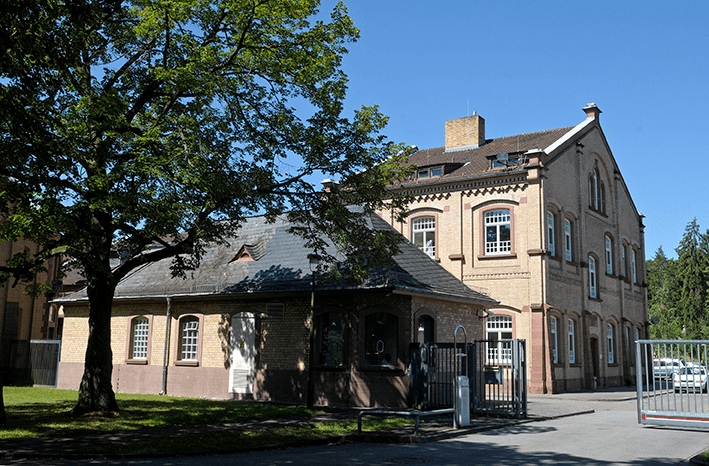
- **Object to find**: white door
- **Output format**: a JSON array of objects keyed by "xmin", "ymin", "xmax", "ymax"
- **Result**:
[{"xmin": 230, "ymin": 312, "xmax": 256, "ymax": 394}]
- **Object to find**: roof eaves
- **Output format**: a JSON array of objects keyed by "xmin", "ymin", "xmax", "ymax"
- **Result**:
[{"xmin": 544, "ymin": 118, "xmax": 594, "ymax": 155}]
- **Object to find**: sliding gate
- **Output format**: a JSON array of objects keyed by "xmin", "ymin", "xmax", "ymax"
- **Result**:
[
  {"xmin": 410, "ymin": 339, "xmax": 526, "ymax": 418},
  {"xmin": 637, "ymin": 340, "xmax": 709, "ymax": 428}
]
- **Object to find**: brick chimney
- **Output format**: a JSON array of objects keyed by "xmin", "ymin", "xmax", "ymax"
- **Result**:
[
  {"xmin": 583, "ymin": 103, "xmax": 602, "ymax": 120},
  {"xmin": 445, "ymin": 113, "xmax": 485, "ymax": 150}
]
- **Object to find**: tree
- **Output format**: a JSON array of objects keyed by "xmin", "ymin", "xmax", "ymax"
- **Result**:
[
  {"xmin": 646, "ymin": 247, "xmax": 681, "ymax": 339},
  {"xmin": 673, "ymin": 219, "xmax": 709, "ymax": 339},
  {"xmin": 0, "ymin": 0, "xmax": 410, "ymax": 414}
]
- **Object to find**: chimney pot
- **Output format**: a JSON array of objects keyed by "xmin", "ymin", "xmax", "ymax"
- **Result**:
[{"xmin": 583, "ymin": 103, "xmax": 602, "ymax": 120}]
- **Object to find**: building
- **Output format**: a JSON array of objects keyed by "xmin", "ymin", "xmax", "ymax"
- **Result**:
[
  {"xmin": 54, "ymin": 214, "xmax": 497, "ymax": 406},
  {"xmin": 0, "ymin": 237, "xmax": 62, "ymax": 383},
  {"xmin": 378, "ymin": 104, "xmax": 648, "ymax": 393}
]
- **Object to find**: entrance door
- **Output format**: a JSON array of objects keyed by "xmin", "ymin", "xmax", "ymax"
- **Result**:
[{"xmin": 230, "ymin": 312, "xmax": 256, "ymax": 394}]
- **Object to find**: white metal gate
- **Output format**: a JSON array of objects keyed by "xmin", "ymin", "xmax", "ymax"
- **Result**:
[{"xmin": 636, "ymin": 339, "xmax": 709, "ymax": 428}]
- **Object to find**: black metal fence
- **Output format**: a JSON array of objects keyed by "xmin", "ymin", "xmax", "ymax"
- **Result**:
[{"xmin": 410, "ymin": 339, "xmax": 527, "ymax": 418}]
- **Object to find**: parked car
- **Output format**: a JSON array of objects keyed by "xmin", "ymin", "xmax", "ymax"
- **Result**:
[
  {"xmin": 653, "ymin": 358, "xmax": 685, "ymax": 380},
  {"xmin": 673, "ymin": 364, "xmax": 708, "ymax": 392}
]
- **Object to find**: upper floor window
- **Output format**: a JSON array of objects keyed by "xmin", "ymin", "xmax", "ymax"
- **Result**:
[
  {"xmin": 605, "ymin": 235, "xmax": 613, "ymax": 275},
  {"xmin": 589, "ymin": 256, "xmax": 597, "ymax": 298},
  {"xmin": 564, "ymin": 219, "xmax": 573, "ymax": 262},
  {"xmin": 547, "ymin": 211, "xmax": 556, "ymax": 257},
  {"xmin": 412, "ymin": 216, "xmax": 436, "ymax": 258},
  {"xmin": 632, "ymin": 249, "xmax": 637, "ymax": 284},
  {"xmin": 417, "ymin": 167, "xmax": 442, "ymax": 179},
  {"xmin": 589, "ymin": 167, "xmax": 606, "ymax": 214},
  {"xmin": 485, "ymin": 209, "xmax": 511, "ymax": 255},
  {"xmin": 364, "ymin": 312, "xmax": 398, "ymax": 367},
  {"xmin": 621, "ymin": 244, "xmax": 627, "ymax": 277},
  {"xmin": 550, "ymin": 316, "xmax": 558, "ymax": 364}
]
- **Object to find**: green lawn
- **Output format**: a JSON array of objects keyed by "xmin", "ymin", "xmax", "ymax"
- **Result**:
[{"xmin": 0, "ymin": 387, "xmax": 412, "ymax": 455}]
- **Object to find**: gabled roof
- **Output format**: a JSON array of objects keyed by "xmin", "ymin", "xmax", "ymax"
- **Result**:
[
  {"xmin": 56, "ymin": 214, "xmax": 497, "ymax": 307},
  {"xmin": 401, "ymin": 126, "xmax": 575, "ymax": 186}
]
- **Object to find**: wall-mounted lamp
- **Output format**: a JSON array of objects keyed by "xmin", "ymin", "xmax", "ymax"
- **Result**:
[{"xmin": 477, "ymin": 309, "xmax": 494, "ymax": 319}]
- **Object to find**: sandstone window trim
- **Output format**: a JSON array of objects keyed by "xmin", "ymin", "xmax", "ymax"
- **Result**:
[
  {"xmin": 126, "ymin": 314, "xmax": 153, "ymax": 364},
  {"xmin": 175, "ymin": 313, "xmax": 204, "ymax": 366}
]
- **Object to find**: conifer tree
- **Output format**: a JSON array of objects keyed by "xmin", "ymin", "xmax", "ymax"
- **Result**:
[
  {"xmin": 647, "ymin": 246, "xmax": 681, "ymax": 339},
  {"xmin": 674, "ymin": 219, "xmax": 709, "ymax": 339}
]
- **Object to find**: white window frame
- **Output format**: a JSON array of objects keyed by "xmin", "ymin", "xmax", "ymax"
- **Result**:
[
  {"xmin": 412, "ymin": 216, "xmax": 436, "ymax": 258},
  {"xmin": 568, "ymin": 319, "xmax": 576, "ymax": 364},
  {"xmin": 550, "ymin": 316, "xmax": 558, "ymax": 364},
  {"xmin": 131, "ymin": 317, "xmax": 149, "ymax": 360},
  {"xmin": 621, "ymin": 245, "xmax": 627, "ymax": 277},
  {"xmin": 486, "ymin": 315, "xmax": 513, "ymax": 364},
  {"xmin": 484, "ymin": 209, "xmax": 511, "ymax": 255},
  {"xmin": 180, "ymin": 317, "xmax": 200, "ymax": 361},
  {"xmin": 607, "ymin": 323, "xmax": 615, "ymax": 364},
  {"xmin": 605, "ymin": 235, "xmax": 613, "ymax": 275},
  {"xmin": 589, "ymin": 256, "xmax": 597, "ymax": 298},
  {"xmin": 564, "ymin": 219, "xmax": 572, "ymax": 262},
  {"xmin": 547, "ymin": 211, "xmax": 556, "ymax": 257},
  {"xmin": 632, "ymin": 250, "xmax": 637, "ymax": 284}
]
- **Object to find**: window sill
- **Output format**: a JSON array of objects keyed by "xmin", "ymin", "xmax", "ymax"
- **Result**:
[
  {"xmin": 313, "ymin": 365, "xmax": 346, "ymax": 372},
  {"xmin": 478, "ymin": 253, "xmax": 517, "ymax": 260},
  {"xmin": 588, "ymin": 296, "xmax": 602, "ymax": 302},
  {"xmin": 175, "ymin": 360, "xmax": 199, "ymax": 367},
  {"xmin": 362, "ymin": 366, "xmax": 404, "ymax": 375},
  {"xmin": 126, "ymin": 359, "xmax": 148, "ymax": 365}
]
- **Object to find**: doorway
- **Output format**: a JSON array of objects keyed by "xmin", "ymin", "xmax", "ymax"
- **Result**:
[{"xmin": 230, "ymin": 312, "xmax": 256, "ymax": 394}]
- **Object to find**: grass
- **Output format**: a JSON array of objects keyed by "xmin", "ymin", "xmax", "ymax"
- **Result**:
[{"xmin": 0, "ymin": 387, "xmax": 413, "ymax": 456}]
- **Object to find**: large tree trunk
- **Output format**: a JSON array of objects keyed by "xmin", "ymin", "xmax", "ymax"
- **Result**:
[{"xmin": 73, "ymin": 276, "xmax": 119, "ymax": 415}]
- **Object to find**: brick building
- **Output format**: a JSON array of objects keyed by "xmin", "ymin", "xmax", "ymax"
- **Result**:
[
  {"xmin": 0, "ymin": 238, "xmax": 62, "ymax": 383},
  {"xmin": 378, "ymin": 103, "xmax": 648, "ymax": 393},
  {"xmin": 55, "ymin": 214, "xmax": 497, "ymax": 406}
]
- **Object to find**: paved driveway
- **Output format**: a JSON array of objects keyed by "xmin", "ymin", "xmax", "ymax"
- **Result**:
[{"xmin": 14, "ymin": 394, "xmax": 709, "ymax": 466}]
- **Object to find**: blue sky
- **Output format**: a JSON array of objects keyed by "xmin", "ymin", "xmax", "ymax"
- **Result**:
[{"xmin": 324, "ymin": 0, "xmax": 709, "ymax": 259}]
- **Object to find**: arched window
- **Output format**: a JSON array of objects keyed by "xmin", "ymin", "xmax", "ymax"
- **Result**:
[
  {"xmin": 417, "ymin": 315, "xmax": 435, "ymax": 343},
  {"xmin": 550, "ymin": 316, "xmax": 558, "ymax": 364},
  {"xmin": 364, "ymin": 312, "xmax": 398, "ymax": 367},
  {"xmin": 317, "ymin": 312, "xmax": 344, "ymax": 366},
  {"xmin": 130, "ymin": 316, "xmax": 150, "ymax": 360},
  {"xmin": 564, "ymin": 219, "xmax": 573, "ymax": 262},
  {"xmin": 547, "ymin": 211, "xmax": 556, "ymax": 257},
  {"xmin": 485, "ymin": 209, "xmax": 511, "ymax": 255},
  {"xmin": 607, "ymin": 323, "xmax": 615, "ymax": 364},
  {"xmin": 568, "ymin": 319, "xmax": 576, "ymax": 364},
  {"xmin": 605, "ymin": 235, "xmax": 613, "ymax": 275},
  {"xmin": 178, "ymin": 315, "xmax": 200, "ymax": 362},
  {"xmin": 589, "ymin": 256, "xmax": 597, "ymax": 298},
  {"xmin": 412, "ymin": 216, "xmax": 436, "ymax": 258},
  {"xmin": 486, "ymin": 315, "xmax": 512, "ymax": 363}
]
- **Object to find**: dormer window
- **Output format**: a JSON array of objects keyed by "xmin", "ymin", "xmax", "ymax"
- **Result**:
[
  {"xmin": 491, "ymin": 152, "xmax": 525, "ymax": 168},
  {"xmin": 417, "ymin": 166, "xmax": 443, "ymax": 179}
]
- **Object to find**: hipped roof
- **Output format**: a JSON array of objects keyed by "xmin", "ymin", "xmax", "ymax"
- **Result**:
[{"xmin": 55, "ymin": 214, "xmax": 497, "ymax": 307}]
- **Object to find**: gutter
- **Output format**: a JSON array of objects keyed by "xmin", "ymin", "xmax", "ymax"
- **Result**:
[{"xmin": 159, "ymin": 297, "xmax": 171, "ymax": 395}]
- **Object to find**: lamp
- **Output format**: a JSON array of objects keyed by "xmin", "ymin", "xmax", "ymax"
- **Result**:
[
  {"xmin": 306, "ymin": 254, "xmax": 320, "ymax": 409},
  {"xmin": 477, "ymin": 309, "xmax": 494, "ymax": 319}
]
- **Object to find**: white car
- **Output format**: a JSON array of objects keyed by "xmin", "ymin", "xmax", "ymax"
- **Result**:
[
  {"xmin": 654, "ymin": 358, "xmax": 685, "ymax": 380},
  {"xmin": 673, "ymin": 364, "xmax": 708, "ymax": 392}
]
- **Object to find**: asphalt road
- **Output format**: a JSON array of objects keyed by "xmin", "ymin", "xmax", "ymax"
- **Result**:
[{"xmin": 8, "ymin": 397, "xmax": 709, "ymax": 466}]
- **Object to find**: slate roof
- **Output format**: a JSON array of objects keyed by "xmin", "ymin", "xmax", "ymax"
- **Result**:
[
  {"xmin": 56, "ymin": 214, "xmax": 497, "ymax": 307},
  {"xmin": 402, "ymin": 126, "xmax": 574, "ymax": 186}
]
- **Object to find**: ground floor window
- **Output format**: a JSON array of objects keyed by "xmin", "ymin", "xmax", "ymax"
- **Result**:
[
  {"xmin": 486, "ymin": 315, "xmax": 512, "ymax": 363},
  {"xmin": 179, "ymin": 316, "xmax": 200, "ymax": 362},
  {"xmin": 550, "ymin": 316, "xmax": 558, "ymax": 364},
  {"xmin": 317, "ymin": 312, "xmax": 344, "ymax": 366},
  {"xmin": 364, "ymin": 312, "xmax": 398, "ymax": 367},
  {"xmin": 417, "ymin": 315, "xmax": 434, "ymax": 343}
]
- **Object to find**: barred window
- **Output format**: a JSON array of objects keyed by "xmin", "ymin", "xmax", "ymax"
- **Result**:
[
  {"xmin": 131, "ymin": 317, "xmax": 149, "ymax": 360},
  {"xmin": 180, "ymin": 316, "xmax": 200, "ymax": 361}
]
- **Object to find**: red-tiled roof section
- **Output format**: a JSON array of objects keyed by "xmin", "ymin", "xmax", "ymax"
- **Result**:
[{"xmin": 406, "ymin": 126, "xmax": 575, "ymax": 181}]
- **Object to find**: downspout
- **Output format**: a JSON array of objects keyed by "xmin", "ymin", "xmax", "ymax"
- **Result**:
[{"xmin": 159, "ymin": 297, "xmax": 171, "ymax": 395}]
